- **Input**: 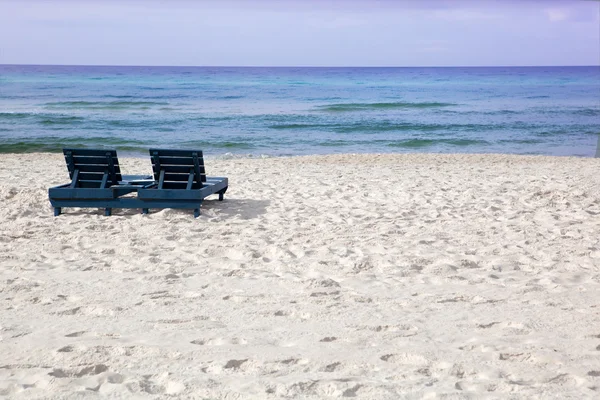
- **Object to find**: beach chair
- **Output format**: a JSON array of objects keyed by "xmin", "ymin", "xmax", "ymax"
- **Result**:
[
  {"xmin": 136, "ymin": 149, "xmax": 228, "ymax": 217},
  {"xmin": 48, "ymin": 149, "xmax": 154, "ymax": 216}
]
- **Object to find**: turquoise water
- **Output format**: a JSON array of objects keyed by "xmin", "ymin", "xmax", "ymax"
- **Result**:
[{"xmin": 1, "ymin": 65, "xmax": 599, "ymax": 156}]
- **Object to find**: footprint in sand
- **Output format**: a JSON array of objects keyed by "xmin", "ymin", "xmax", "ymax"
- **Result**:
[
  {"xmin": 370, "ymin": 324, "xmax": 419, "ymax": 337},
  {"xmin": 224, "ymin": 359, "xmax": 248, "ymax": 369},
  {"xmin": 48, "ymin": 364, "xmax": 108, "ymax": 378},
  {"xmin": 498, "ymin": 352, "xmax": 537, "ymax": 362},
  {"xmin": 320, "ymin": 336, "xmax": 337, "ymax": 342},
  {"xmin": 380, "ymin": 353, "xmax": 429, "ymax": 366},
  {"xmin": 322, "ymin": 362, "xmax": 342, "ymax": 372},
  {"xmin": 64, "ymin": 331, "xmax": 86, "ymax": 337}
]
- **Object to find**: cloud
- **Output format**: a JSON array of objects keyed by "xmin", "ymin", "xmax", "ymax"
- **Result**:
[
  {"xmin": 545, "ymin": 8, "xmax": 570, "ymax": 21},
  {"xmin": 306, "ymin": 15, "xmax": 368, "ymax": 29},
  {"xmin": 431, "ymin": 9, "xmax": 502, "ymax": 21},
  {"xmin": 419, "ymin": 46, "xmax": 451, "ymax": 53},
  {"xmin": 416, "ymin": 39, "xmax": 451, "ymax": 53}
]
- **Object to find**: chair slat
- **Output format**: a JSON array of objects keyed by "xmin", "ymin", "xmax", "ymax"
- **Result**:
[
  {"xmin": 148, "ymin": 149, "xmax": 201, "ymax": 157},
  {"xmin": 70, "ymin": 156, "xmax": 119, "ymax": 165},
  {"xmin": 63, "ymin": 148, "xmax": 118, "ymax": 157},
  {"xmin": 152, "ymin": 157, "xmax": 201, "ymax": 166},
  {"xmin": 70, "ymin": 164, "xmax": 122, "ymax": 174},
  {"xmin": 192, "ymin": 152, "xmax": 206, "ymax": 183},
  {"xmin": 160, "ymin": 182, "xmax": 201, "ymax": 190},
  {"xmin": 76, "ymin": 181, "xmax": 112, "ymax": 188},
  {"xmin": 77, "ymin": 172, "xmax": 107, "ymax": 181},
  {"xmin": 151, "ymin": 165, "xmax": 201, "ymax": 174},
  {"xmin": 161, "ymin": 172, "xmax": 206, "ymax": 182}
]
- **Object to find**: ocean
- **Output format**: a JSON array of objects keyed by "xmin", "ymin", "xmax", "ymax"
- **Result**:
[{"xmin": 0, "ymin": 65, "xmax": 598, "ymax": 157}]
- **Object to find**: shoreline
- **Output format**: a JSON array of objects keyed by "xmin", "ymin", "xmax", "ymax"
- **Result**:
[
  {"xmin": 0, "ymin": 149, "xmax": 598, "ymax": 160},
  {"xmin": 2, "ymin": 152, "xmax": 600, "ymax": 398}
]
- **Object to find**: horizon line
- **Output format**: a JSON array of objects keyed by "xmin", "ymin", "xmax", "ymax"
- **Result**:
[{"xmin": 1, "ymin": 63, "xmax": 599, "ymax": 69}]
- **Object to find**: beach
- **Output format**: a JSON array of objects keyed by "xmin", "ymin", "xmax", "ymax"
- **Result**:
[{"xmin": 1, "ymin": 152, "xmax": 600, "ymax": 398}]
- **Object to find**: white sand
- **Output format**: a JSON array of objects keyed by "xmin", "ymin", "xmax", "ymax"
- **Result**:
[{"xmin": 1, "ymin": 152, "xmax": 600, "ymax": 399}]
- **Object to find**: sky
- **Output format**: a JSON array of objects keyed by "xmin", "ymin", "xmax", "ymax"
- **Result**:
[{"xmin": 0, "ymin": 0, "xmax": 598, "ymax": 67}]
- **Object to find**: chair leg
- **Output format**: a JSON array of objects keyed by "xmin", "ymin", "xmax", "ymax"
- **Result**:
[
  {"xmin": 54, "ymin": 207, "xmax": 61, "ymax": 216},
  {"xmin": 218, "ymin": 187, "xmax": 227, "ymax": 201},
  {"xmin": 142, "ymin": 208, "xmax": 149, "ymax": 215},
  {"xmin": 104, "ymin": 208, "xmax": 112, "ymax": 216},
  {"xmin": 194, "ymin": 208, "xmax": 200, "ymax": 218}
]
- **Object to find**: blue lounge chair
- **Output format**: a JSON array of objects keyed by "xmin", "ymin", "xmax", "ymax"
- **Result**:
[
  {"xmin": 48, "ymin": 149, "xmax": 154, "ymax": 216},
  {"xmin": 137, "ymin": 149, "xmax": 228, "ymax": 217}
]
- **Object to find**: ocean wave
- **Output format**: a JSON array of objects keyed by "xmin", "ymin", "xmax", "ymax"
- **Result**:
[
  {"xmin": 268, "ymin": 123, "xmax": 331, "ymax": 130},
  {"xmin": 269, "ymin": 121, "xmax": 498, "ymax": 133},
  {"xmin": 39, "ymin": 116, "xmax": 86, "ymax": 125},
  {"xmin": 532, "ymin": 106, "xmax": 600, "ymax": 117},
  {"xmin": 105, "ymin": 95, "xmax": 136, "ymax": 99},
  {"xmin": 441, "ymin": 109, "xmax": 521, "ymax": 116},
  {"xmin": 0, "ymin": 136, "xmax": 149, "ymax": 153},
  {"xmin": 191, "ymin": 116, "xmax": 237, "ymax": 122},
  {"xmin": 305, "ymin": 97, "xmax": 343, "ymax": 101},
  {"xmin": 387, "ymin": 138, "xmax": 489, "ymax": 148},
  {"xmin": 336, "ymin": 122, "xmax": 449, "ymax": 133},
  {"xmin": 218, "ymin": 142, "xmax": 255, "ymax": 149},
  {"xmin": 498, "ymin": 139, "xmax": 543, "ymax": 144},
  {"xmin": 0, "ymin": 112, "xmax": 37, "ymax": 120},
  {"xmin": 486, "ymin": 110, "xmax": 520, "ymax": 115},
  {"xmin": 0, "ymin": 112, "xmax": 86, "ymax": 125},
  {"xmin": 318, "ymin": 102, "xmax": 457, "ymax": 112},
  {"xmin": 181, "ymin": 140, "xmax": 257, "ymax": 150},
  {"xmin": 212, "ymin": 141, "xmax": 256, "ymax": 149},
  {"xmin": 318, "ymin": 140, "xmax": 353, "ymax": 147},
  {"xmin": 573, "ymin": 108, "xmax": 600, "ymax": 117},
  {"xmin": 0, "ymin": 112, "xmax": 188, "ymax": 129},
  {"xmin": 537, "ymin": 127, "xmax": 600, "ymax": 136},
  {"xmin": 105, "ymin": 118, "xmax": 186, "ymax": 128},
  {"xmin": 44, "ymin": 100, "xmax": 170, "ymax": 110}
]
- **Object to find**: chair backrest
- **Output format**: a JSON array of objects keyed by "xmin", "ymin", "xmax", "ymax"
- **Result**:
[
  {"xmin": 149, "ymin": 149, "xmax": 206, "ymax": 190},
  {"xmin": 63, "ymin": 148, "xmax": 122, "ymax": 188}
]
